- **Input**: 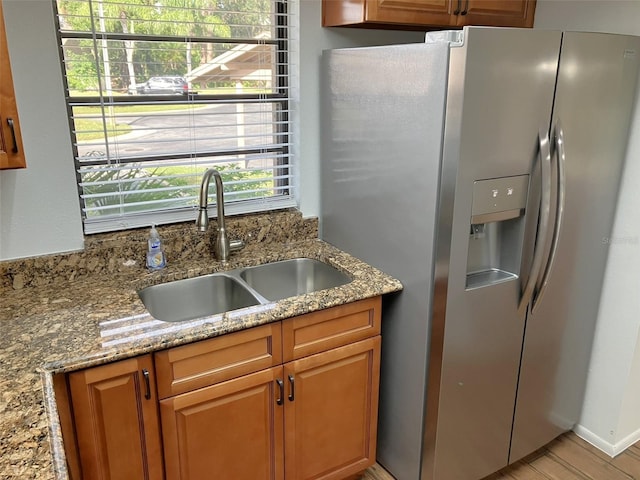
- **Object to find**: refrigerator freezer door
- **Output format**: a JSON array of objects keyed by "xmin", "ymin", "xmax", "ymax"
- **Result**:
[
  {"xmin": 510, "ymin": 32, "xmax": 640, "ymax": 463},
  {"xmin": 423, "ymin": 27, "xmax": 561, "ymax": 480}
]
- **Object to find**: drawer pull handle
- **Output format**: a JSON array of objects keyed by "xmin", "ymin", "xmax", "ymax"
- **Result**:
[
  {"xmin": 142, "ymin": 369, "xmax": 151, "ymax": 400},
  {"xmin": 288, "ymin": 375, "xmax": 295, "ymax": 402},
  {"xmin": 276, "ymin": 379, "xmax": 284, "ymax": 405},
  {"xmin": 7, "ymin": 118, "xmax": 18, "ymax": 154}
]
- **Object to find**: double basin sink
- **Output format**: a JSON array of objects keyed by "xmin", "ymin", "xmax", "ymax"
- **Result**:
[{"xmin": 138, "ymin": 258, "xmax": 352, "ymax": 323}]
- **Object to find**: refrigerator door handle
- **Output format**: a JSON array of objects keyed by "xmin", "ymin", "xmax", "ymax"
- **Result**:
[
  {"xmin": 519, "ymin": 129, "xmax": 553, "ymax": 314},
  {"xmin": 532, "ymin": 122, "xmax": 566, "ymax": 313}
]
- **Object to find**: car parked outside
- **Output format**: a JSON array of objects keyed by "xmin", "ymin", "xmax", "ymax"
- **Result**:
[{"xmin": 129, "ymin": 76, "xmax": 189, "ymax": 95}]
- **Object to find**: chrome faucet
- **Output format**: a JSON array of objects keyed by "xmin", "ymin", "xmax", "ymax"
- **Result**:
[{"xmin": 195, "ymin": 169, "xmax": 244, "ymax": 262}]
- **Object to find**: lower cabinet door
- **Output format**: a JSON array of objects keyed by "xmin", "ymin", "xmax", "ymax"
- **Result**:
[
  {"xmin": 284, "ymin": 336, "xmax": 381, "ymax": 480},
  {"xmin": 160, "ymin": 366, "xmax": 285, "ymax": 480},
  {"xmin": 68, "ymin": 354, "xmax": 164, "ymax": 480}
]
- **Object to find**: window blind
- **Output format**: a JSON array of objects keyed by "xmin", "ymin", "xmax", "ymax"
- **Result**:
[{"xmin": 54, "ymin": 0, "xmax": 295, "ymax": 234}]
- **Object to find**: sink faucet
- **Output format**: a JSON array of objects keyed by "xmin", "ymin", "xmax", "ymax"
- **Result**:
[{"xmin": 195, "ymin": 169, "xmax": 244, "ymax": 262}]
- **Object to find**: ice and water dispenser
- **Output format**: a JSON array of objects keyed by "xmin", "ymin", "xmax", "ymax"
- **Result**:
[{"xmin": 465, "ymin": 175, "xmax": 529, "ymax": 290}]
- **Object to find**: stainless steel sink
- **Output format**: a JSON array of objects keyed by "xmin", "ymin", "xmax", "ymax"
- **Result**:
[
  {"xmin": 137, "ymin": 258, "xmax": 352, "ymax": 322},
  {"xmin": 138, "ymin": 273, "xmax": 261, "ymax": 323},
  {"xmin": 239, "ymin": 258, "xmax": 351, "ymax": 301}
]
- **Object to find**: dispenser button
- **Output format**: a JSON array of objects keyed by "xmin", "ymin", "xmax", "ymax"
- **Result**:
[{"xmin": 471, "ymin": 175, "xmax": 529, "ymax": 219}]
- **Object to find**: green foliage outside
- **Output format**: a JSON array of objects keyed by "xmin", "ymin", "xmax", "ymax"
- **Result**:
[
  {"xmin": 81, "ymin": 163, "xmax": 275, "ymax": 217},
  {"xmin": 57, "ymin": 0, "xmax": 270, "ymax": 92}
]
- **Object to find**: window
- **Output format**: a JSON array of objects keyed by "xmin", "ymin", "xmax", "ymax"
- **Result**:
[{"xmin": 54, "ymin": 0, "xmax": 295, "ymax": 234}]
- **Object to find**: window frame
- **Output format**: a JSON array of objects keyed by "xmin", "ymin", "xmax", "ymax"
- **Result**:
[{"xmin": 53, "ymin": 0, "xmax": 295, "ymax": 234}]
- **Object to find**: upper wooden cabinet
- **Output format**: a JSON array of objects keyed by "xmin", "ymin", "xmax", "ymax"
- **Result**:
[
  {"xmin": 0, "ymin": 0, "xmax": 25, "ymax": 169},
  {"xmin": 322, "ymin": 0, "xmax": 536, "ymax": 29},
  {"xmin": 462, "ymin": 0, "xmax": 536, "ymax": 27}
]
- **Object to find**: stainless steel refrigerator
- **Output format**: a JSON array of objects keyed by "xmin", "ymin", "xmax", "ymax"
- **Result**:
[{"xmin": 320, "ymin": 27, "xmax": 640, "ymax": 480}]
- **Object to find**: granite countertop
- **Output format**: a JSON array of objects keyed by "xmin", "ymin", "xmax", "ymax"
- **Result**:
[{"xmin": 0, "ymin": 237, "xmax": 402, "ymax": 480}]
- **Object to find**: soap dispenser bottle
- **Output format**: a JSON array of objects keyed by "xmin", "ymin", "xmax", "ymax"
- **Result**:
[{"xmin": 146, "ymin": 224, "xmax": 167, "ymax": 270}]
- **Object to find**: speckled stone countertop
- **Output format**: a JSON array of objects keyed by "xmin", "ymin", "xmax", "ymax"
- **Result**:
[{"xmin": 0, "ymin": 212, "xmax": 402, "ymax": 480}]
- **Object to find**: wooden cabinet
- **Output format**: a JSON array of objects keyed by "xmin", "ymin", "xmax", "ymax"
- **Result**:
[
  {"xmin": 284, "ymin": 337, "xmax": 380, "ymax": 480},
  {"xmin": 158, "ymin": 297, "xmax": 381, "ymax": 480},
  {"xmin": 322, "ymin": 0, "xmax": 536, "ymax": 29},
  {"xmin": 282, "ymin": 297, "xmax": 381, "ymax": 362},
  {"xmin": 0, "ymin": 0, "xmax": 25, "ymax": 169},
  {"xmin": 462, "ymin": 0, "xmax": 536, "ymax": 27},
  {"xmin": 281, "ymin": 297, "xmax": 381, "ymax": 480},
  {"xmin": 62, "ymin": 297, "xmax": 382, "ymax": 480},
  {"xmin": 156, "ymin": 323, "xmax": 284, "ymax": 480},
  {"xmin": 160, "ymin": 366, "xmax": 285, "ymax": 480},
  {"xmin": 154, "ymin": 323, "xmax": 282, "ymax": 398},
  {"xmin": 67, "ymin": 355, "xmax": 164, "ymax": 480}
]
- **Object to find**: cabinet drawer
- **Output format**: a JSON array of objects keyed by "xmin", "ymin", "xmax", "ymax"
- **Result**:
[
  {"xmin": 155, "ymin": 323, "xmax": 282, "ymax": 399},
  {"xmin": 282, "ymin": 296, "xmax": 381, "ymax": 362}
]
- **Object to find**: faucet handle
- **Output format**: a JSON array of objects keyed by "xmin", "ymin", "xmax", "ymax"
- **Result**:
[{"xmin": 229, "ymin": 239, "xmax": 245, "ymax": 252}]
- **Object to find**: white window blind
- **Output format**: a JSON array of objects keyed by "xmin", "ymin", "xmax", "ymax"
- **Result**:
[{"xmin": 54, "ymin": 0, "xmax": 295, "ymax": 234}]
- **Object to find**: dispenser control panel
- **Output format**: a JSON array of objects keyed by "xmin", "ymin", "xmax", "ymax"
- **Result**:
[{"xmin": 471, "ymin": 175, "xmax": 529, "ymax": 224}]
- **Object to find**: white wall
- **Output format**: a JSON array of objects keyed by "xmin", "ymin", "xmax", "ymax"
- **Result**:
[
  {"xmin": 0, "ymin": 0, "xmax": 84, "ymax": 260},
  {"xmin": 535, "ymin": 0, "xmax": 640, "ymax": 456},
  {"xmin": 0, "ymin": 0, "xmax": 423, "ymax": 261}
]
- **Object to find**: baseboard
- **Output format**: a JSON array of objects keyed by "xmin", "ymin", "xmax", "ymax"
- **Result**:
[{"xmin": 574, "ymin": 424, "xmax": 640, "ymax": 457}]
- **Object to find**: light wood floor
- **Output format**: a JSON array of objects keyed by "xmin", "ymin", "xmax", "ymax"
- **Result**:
[{"xmin": 359, "ymin": 432, "xmax": 640, "ymax": 479}]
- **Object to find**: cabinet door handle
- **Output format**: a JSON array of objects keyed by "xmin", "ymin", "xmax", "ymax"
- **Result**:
[
  {"xmin": 7, "ymin": 118, "xmax": 18, "ymax": 154},
  {"xmin": 276, "ymin": 379, "xmax": 284, "ymax": 405},
  {"xmin": 142, "ymin": 369, "xmax": 151, "ymax": 400},
  {"xmin": 461, "ymin": 0, "xmax": 469, "ymax": 15},
  {"xmin": 288, "ymin": 375, "xmax": 295, "ymax": 402},
  {"xmin": 454, "ymin": 0, "xmax": 461, "ymax": 15}
]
